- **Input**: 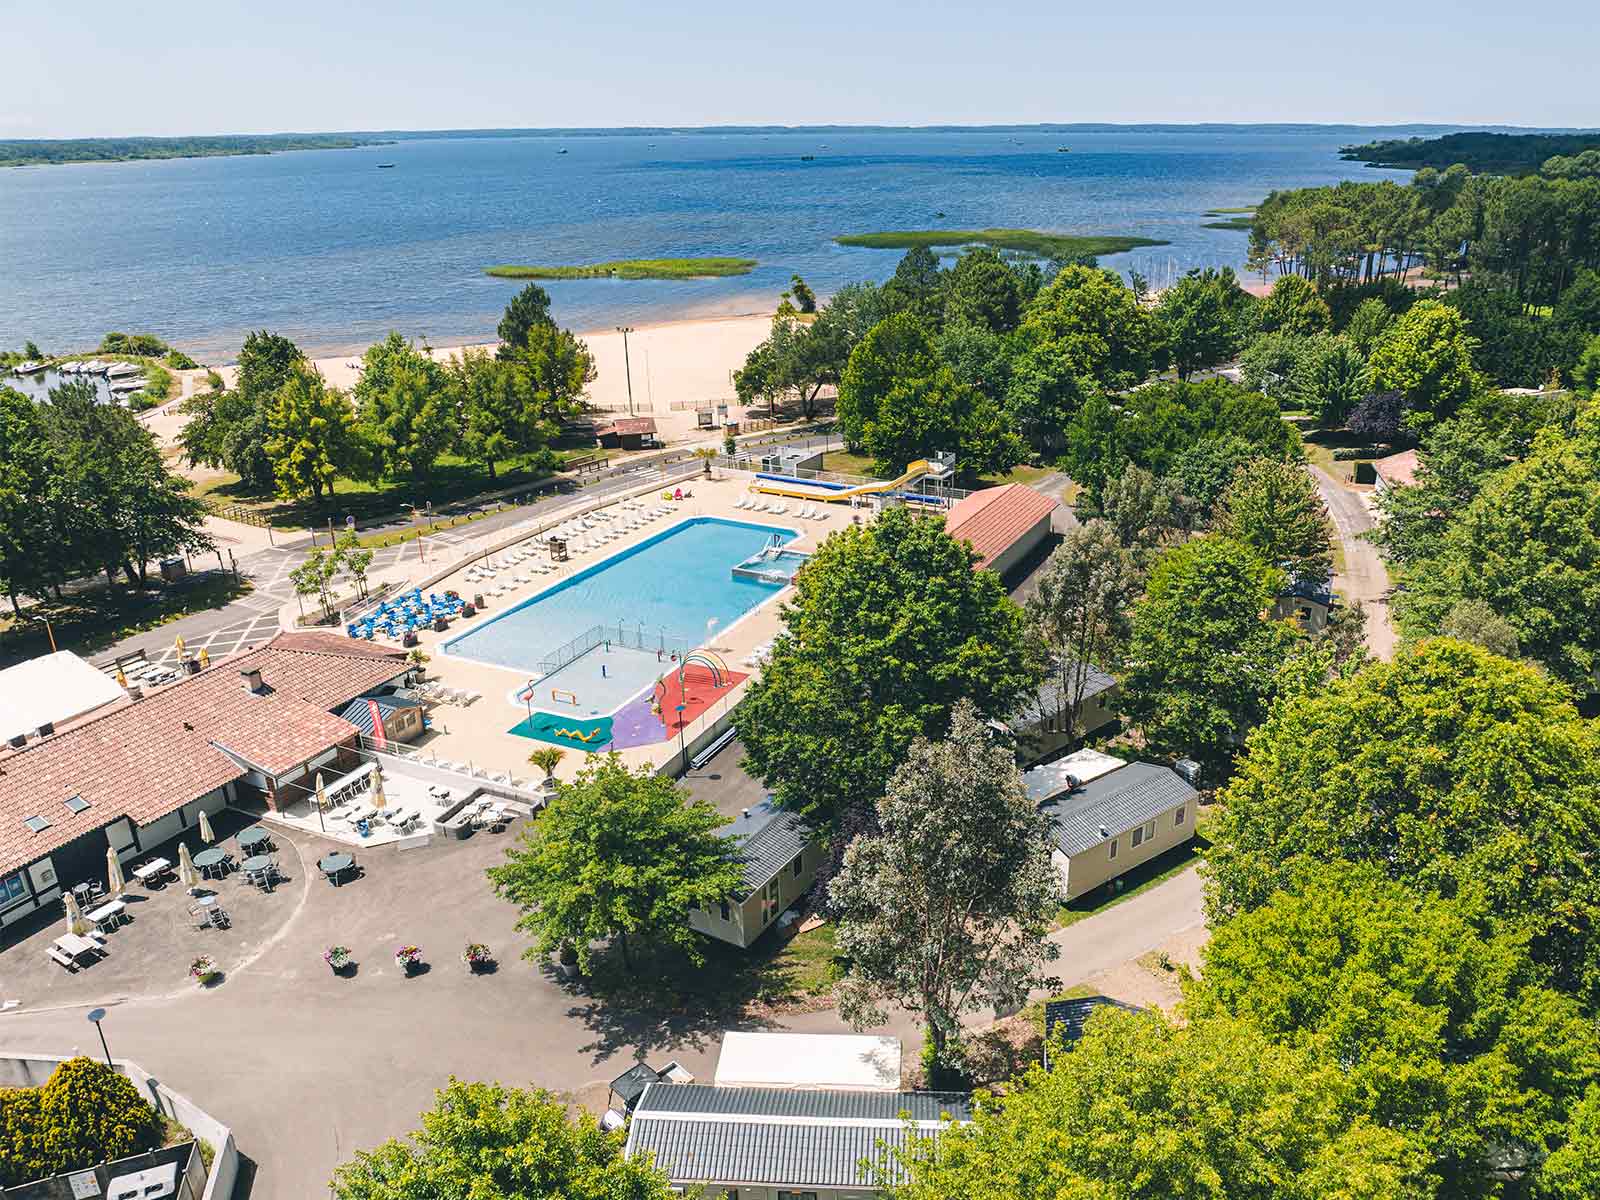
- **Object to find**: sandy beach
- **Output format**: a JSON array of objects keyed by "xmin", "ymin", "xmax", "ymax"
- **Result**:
[{"xmin": 194, "ymin": 311, "xmax": 776, "ymax": 424}]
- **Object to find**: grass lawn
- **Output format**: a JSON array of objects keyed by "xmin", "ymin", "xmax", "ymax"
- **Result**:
[
  {"xmin": 485, "ymin": 258, "xmax": 757, "ymax": 280},
  {"xmin": 979, "ymin": 463, "xmax": 1054, "ymax": 487},
  {"xmin": 1054, "ymin": 821, "xmax": 1210, "ymax": 931},
  {"xmin": 820, "ymin": 450, "xmax": 882, "ymax": 478},
  {"xmin": 194, "ymin": 452, "xmax": 578, "ymax": 530},
  {"xmin": 0, "ymin": 573, "xmax": 252, "ymax": 668}
]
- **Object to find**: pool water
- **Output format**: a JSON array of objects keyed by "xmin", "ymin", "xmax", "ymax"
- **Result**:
[{"xmin": 444, "ymin": 517, "xmax": 797, "ymax": 677}]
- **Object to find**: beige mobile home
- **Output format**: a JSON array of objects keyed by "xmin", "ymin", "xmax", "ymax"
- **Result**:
[
  {"xmin": 1026, "ymin": 751, "xmax": 1199, "ymax": 902},
  {"xmin": 689, "ymin": 798, "xmax": 820, "ymax": 949}
]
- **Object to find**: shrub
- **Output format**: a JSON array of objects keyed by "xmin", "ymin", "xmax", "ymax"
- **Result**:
[
  {"xmin": 1332, "ymin": 446, "xmax": 1381, "ymax": 460},
  {"xmin": 0, "ymin": 1057, "xmax": 163, "ymax": 1187}
]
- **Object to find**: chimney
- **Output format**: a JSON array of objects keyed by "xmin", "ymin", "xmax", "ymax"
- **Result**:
[
  {"xmin": 241, "ymin": 667, "xmax": 265, "ymax": 694},
  {"xmin": 1098, "ymin": 825, "xmax": 1110, "ymax": 838}
]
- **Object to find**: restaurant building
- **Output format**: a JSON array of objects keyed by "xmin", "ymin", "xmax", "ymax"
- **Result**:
[{"xmin": 0, "ymin": 633, "xmax": 407, "ymax": 932}]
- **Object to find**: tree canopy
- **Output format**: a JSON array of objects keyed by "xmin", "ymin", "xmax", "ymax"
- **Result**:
[
  {"xmin": 486, "ymin": 754, "xmax": 743, "ymax": 970},
  {"xmin": 737, "ymin": 506, "xmax": 1040, "ymax": 831},
  {"xmin": 1214, "ymin": 457, "xmax": 1333, "ymax": 585},
  {"xmin": 1206, "ymin": 639, "xmax": 1600, "ymax": 1004},
  {"xmin": 328, "ymin": 1078, "xmax": 674, "ymax": 1200}
]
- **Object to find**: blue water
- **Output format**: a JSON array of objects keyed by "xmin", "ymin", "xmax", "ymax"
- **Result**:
[
  {"xmin": 443, "ymin": 517, "xmax": 796, "ymax": 674},
  {"xmin": 0, "ymin": 126, "xmax": 1440, "ymax": 360}
]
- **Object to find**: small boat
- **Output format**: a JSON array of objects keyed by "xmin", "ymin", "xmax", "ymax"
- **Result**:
[
  {"xmin": 105, "ymin": 362, "xmax": 142, "ymax": 378},
  {"xmin": 800, "ymin": 155, "xmax": 815, "ymax": 162},
  {"xmin": 376, "ymin": 163, "xmax": 396, "ymax": 169},
  {"xmin": 1057, "ymin": 146, "xmax": 1070, "ymax": 153},
  {"xmin": 557, "ymin": 148, "xmax": 568, "ymax": 155},
  {"xmin": 935, "ymin": 211, "xmax": 946, "ymax": 218},
  {"xmin": 12, "ymin": 360, "xmax": 45, "ymax": 375}
]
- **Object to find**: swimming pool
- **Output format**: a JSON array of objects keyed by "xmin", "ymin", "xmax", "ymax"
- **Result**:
[{"xmin": 443, "ymin": 517, "xmax": 798, "ymax": 677}]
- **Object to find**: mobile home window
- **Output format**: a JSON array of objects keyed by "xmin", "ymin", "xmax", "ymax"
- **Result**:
[
  {"xmin": 1144, "ymin": 819, "xmax": 1157, "ymax": 839},
  {"xmin": 719, "ymin": 900, "xmax": 731, "ymax": 922},
  {"xmin": 1108, "ymin": 838, "xmax": 1118, "ymax": 860},
  {"xmin": 1175, "ymin": 806, "xmax": 1186, "ymax": 826},
  {"xmin": 1131, "ymin": 826, "xmax": 1145, "ymax": 848},
  {"xmin": 790, "ymin": 852, "xmax": 804, "ymax": 878}
]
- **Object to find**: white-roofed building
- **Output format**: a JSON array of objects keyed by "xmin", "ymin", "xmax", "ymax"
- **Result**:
[
  {"xmin": 0, "ymin": 651, "xmax": 126, "ymax": 747},
  {"xmin": 713, "ymin": 1031, "xmax": 902, "ymax": 1092}
]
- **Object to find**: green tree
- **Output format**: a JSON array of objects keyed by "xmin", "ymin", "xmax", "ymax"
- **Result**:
[
  {"xmin": 884, "ymin": 1011, "xmax": 1424, "ymax": 1200},
  {"xmin": 1096, "ymin": 464, "xmax": 1193, "ymax": 565},
  {"xmin": 1003, "ymin": 337, "xmax": 1096, "ymax": 455},
  {"xmin": 1119, "ymin": 535, "xmax": 1299, "ymax": 774},
  {"xmin": 943, "ymin": 247, "xmax": 1025, "ymax": 334},
  {"xmin": 1293, "ymin": 334, "xmax": 1370, "ymax": 427},
  {"xmin": 333, "ymin": 530, "xmax": 374, "ymax": 600},
  {"xmin": 1344, "ymin": 296, "xmax": 1396, "ymax": 355},
  {"xmin": 355, "ymin": 333, "xmax": 455, "ymax": 480},
  {"xmin": 1438, "ymin": 597, "xmax": 1521, "ymax": 658},
  {"xmin": 0, "ymin": 1057, "xmax": 164, "ymax": 1188},
  {"xmin": 830, "ymin": 700, "xmax": 1061, "ymax": 1074},
  {"xmin": 1238, "ymin": 329, "xmax": 1307, "ymax": 405},
  {"xmin": 290, "ymin": 546, "xmax": 340, "ymax": 620},
  {"xmin": 788, "ymin": 273, "xmax": 817, "ymax": 313},
  {"xmin": 735, "ymin": 306, "xmax": 849, "ymax": 419},
  {"xmin": 448, "ymin": 347, "xmax": 523, "ymax": 479},
  {"xmin": 1060, "ymin": 388, "xmax": 1124, "ymax": 503},
  {"xmin": 328, "ymin": 1078, "xmax": 674, "ymax": 1200},
  {"xmin": 0, "ymin": 388, "xmax": 60, "ymax": 612},
  {"xmin": 1155, "ymin": 266, "xmax": 1248, "ymax": 379},
  {"xmin": 882, "ymin": 246, "xmax": 945, "ymax": 322},
  {"xmin": 738, "ymin": 506, "xmax": 1040, "ymax": 829},
  {"xmin": 486, "ymin": 754, "xmax": 742, "ymax": 970},
  {"xmin": 1206, "ymin": 639, "xmax": 1600, "ymax": 1003},
  {"xmin": 1574, "ymin": 333, "xmax": 1600, "ymax": 395},
  {"xmin": 495, "ymin": 282, "xmax": 553, "ymax": 360},
  {"xmin": 177, "ymin": 330, "xmax": 303, "ymax": 492},
  {"xmin": 1257, "ymin": 274, "xmax": 1332, "ymax": 335},
  {"xmin": 1023, "ymin": 521, "xmax": 1137, "ymax": 745},
  {"xmin": 1168, "ymin": 435, "xmax": 1257, "ymax": 513},
  {"xmin": 1393, "ymin": 424, "xmax": 1600, "ymax": 688},
  {"xmin": 1368, "ymin": 300, "xmax": 1485, "ymax": 435},
  {"xmin": 1191, "ymin": 863, "xmax": 1599, "ymax": 1198},
  {"xmin": 1016, "ymin": 265, "xmax": 1159, "ymax": 390},
  {"xmin": 1541, "ymin": 1087, "xmax": 1600, "ymax": 1199},
  {"xmin": 507, "ymin": 322, "xmax": 596, "ymax": 436},
  {"xmin": 1214, "ymin": 458, "xmax": 1333, "ymax": 584},
  {"xmin": 263, "ymin": 365, "xmax": 359, "ymax": 503}
]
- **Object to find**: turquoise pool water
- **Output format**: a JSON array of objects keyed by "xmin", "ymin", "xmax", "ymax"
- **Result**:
[{"xmin": 443, "ymin": 517, "xmax": 797, "ymax": 676}]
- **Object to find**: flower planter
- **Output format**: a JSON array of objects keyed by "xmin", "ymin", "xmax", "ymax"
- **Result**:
[
  {"xmin": 395, "ymin": 945, "xmax": 423, "ymax": 975},
  {"xmin": 189, "ymin": 955, "xmax": 219, "ymax": 987},
  {"xmin": 462, "ymin": 943, "xmax": 494, "ymax": 973},
  {"xmin": 324, "ymin": 946, "xmax": 354, "ymax": 975}
]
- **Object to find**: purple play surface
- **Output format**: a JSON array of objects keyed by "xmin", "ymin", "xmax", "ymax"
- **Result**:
[{"xmin": 608, "ymin": 690, "xmax": 671, "ymax": 749}]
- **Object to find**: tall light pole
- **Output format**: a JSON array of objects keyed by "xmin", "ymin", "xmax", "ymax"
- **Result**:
[
  {"xmin": 616, "ymin": 327, "xmax": 635, "ymax": 416},
  {"xmin": 86, "ymin": 1007, "xmax": 112, "ymax": 1067}
]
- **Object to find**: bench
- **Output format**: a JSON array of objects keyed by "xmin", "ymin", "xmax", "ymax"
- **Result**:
[{"xmin": 47, "ymin": 947, "xmax": 79, "ymax": 972}]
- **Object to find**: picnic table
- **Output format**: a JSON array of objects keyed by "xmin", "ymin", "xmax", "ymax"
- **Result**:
[
  {"xmin": 192, "ymin": 847, "xmax": 229, "ymax": 878},
  {"xmin": 53, "ymin": 933, "xmax": 100, "ymax": 960},
  {"xmin": 86, "ymin": 899, "xmax": 128, "ymax": 931},
  {"xmin": 238, "ymin": 827, "xmax": 271, "ymax": 851},
  {"xmin": 318, "ymin": 852, "xmax": 355, "ymax": 886},
  {"xmin": 132, "ymin": 858, "xmax": 171, "ymax": 884}
]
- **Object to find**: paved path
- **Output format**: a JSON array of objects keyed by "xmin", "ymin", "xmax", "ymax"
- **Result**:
[
  {"xmin": 1310, "ymin": 466, "xmax": 1396, "ymax": 659},
  {"xmin": 0, "ymin": 815, "xmax": 1202, "ymax": 1200}
]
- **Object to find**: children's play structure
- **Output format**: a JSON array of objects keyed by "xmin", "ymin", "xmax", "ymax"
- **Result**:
[{"xmin": 749, "ymin": 459, "xmax": 938, "ymax": 503}]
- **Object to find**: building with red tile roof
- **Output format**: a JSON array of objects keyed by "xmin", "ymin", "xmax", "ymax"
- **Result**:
[
  {"xmin": 0, "ymin": 633, "xmax": 407, "ymax": 931},
  {"xmin": 1373, "ymin": 448, "xmax": 1420, "ymax": 491},
  {"xmin": 943, "ymin": 484, "xmax": 1059, "ymax": 575}
]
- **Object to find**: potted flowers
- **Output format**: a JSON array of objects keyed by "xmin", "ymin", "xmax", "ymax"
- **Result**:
[
  {"xmin": 189, "ymin": 954, "xmax": 219, "ymax": 986},
  {"xmin": 462, "ymin": 943, "xmax": 494, "ymax": 973},
  {"xmin": 394, "ymin": 944, "xmax": 423, "ymax": 975},
  {"xmin": 324, "ymin": 945, "xmax": 354, "ymax": 975}
]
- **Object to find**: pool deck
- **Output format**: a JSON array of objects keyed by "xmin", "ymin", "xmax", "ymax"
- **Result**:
[{"xmin": 398, "ymin": 473, "xmax": 861, "ymax": 782}]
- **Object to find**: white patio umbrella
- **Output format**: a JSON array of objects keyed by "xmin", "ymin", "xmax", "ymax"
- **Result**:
[
  {"xmin": 106, "ymin": 847, "xmax": 126, "ymax": 898},
  {"xmin": 198, "ymin": 809, "xmax": 216, "ymax": 845},
  {"xmin": 178, "ymin": 843, "xmax": 199, "ymax": 889},
  {"xmin": 64, "ymin": 892, "xmax": 90, "ymax": 936}
]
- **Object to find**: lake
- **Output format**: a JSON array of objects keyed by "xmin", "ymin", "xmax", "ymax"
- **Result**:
[{"xmin": 0, "ymin": 125, "xmax": 1424, "ymax": 362}]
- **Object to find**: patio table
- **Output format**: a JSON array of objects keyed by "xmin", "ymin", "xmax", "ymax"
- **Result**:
[
  {"xmin": 86, "ymin": 900, "xmax": 128, "ymax": 930},
  {"xmin": 53, "ymin": 933, "xmax": 100, "ymax": 960},
  {"xmin": 131, "ymin": 858, "xmax": 171, "ymax": 883},
  {"xmin": 239, "ymin": 853, "xmax": 274, "ymax": 875},
  {"xmin": 192, "ymin": 847, "xmax": 229, "ymax": 878},
  {"xmin": 238, "ymin": 827, "xmax": 271, "ymax": 850},
  {"xmin": 318, "ymin": 853, "xmax": 355, "ymax": 886}
]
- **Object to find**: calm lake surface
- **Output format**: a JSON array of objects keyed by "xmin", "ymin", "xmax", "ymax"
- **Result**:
[{"xmin": 0, "ymin": 126, "xmax": 1426, "ymax": 362}]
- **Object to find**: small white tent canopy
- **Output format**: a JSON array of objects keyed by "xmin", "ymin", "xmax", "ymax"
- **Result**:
[{"xmin": 713, "ymin": 1031, "xmax": 902, "ymax": 1092}]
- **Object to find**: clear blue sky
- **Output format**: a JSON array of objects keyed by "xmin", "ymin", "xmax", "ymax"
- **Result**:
[{"xmin": 5, "ymin": 0, "xmax": 1593, "ymax": 137}]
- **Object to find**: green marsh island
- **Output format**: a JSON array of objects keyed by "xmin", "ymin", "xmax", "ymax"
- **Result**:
[
  {"xmin": 1202, "ymin": 206, "xmax": 1257, "ymax": 231},
  {"xmin": 834, "ymin": 228, "xmax": 1167, "ymax": 258},
  {"xmin": 484, "ymin": 257, "xmax": 758, "ymax": 280}
]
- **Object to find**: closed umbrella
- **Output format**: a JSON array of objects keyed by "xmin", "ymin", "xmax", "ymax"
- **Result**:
[
  {"xmin": 174, "ymin": 634, "xmax": 186, "ymax": 657},
  {"xmin": 198, "ymin": 810, "xmax": 216, "ymax": 845},
  {"xmin": 106, "ymin": 847, "xmax": 126, "ymax": 898},
  {"xmin": 314, "ymin": 772, "xmax": 328, "ymax": 811},
  {"xmin": 64, "ymin": 892, "xmax": 90, "ymax": 937},
  {"xmin": 371, "ymin": 768, "xmax": 387, "ymax": 813},
  {"xmin": 178, "ymin": 843, "xmax": 199, "ymax": 889}
]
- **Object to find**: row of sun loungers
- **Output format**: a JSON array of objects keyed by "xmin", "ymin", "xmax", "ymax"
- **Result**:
[{"xmin": 733, "ymin": 495, "xmax": 831, "ymax": 520}]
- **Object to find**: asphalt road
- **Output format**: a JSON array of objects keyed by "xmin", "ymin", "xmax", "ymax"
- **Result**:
[{"xmin": 1310, "ymin": 465, "xmax": 1396, "ymax": 658}]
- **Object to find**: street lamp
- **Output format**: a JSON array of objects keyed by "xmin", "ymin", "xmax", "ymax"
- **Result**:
[
  {"xmin": 86, "ymin": 1007, "xmax": 112, "ymax": 1067},
  {"xmin": 616, "ymin": 327, "xmax": 635, "ymax": 416}
]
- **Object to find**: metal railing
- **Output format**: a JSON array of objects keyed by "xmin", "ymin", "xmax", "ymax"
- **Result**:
[
  {"xmin": 715, "ymin": 455, "xmax": 973, "ymax": 505},
  {"xmin": 536, "ymin": 621, "xmax": 695, "ymax": 678}
]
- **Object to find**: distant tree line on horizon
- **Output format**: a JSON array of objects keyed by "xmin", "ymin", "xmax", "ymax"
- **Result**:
[
  {"xmin": 1341, "ymin": 129, "xmax": 1600, "ymax": 175},
  {"xmin": 0, "ymin": 134, "xmax": 388, "ymax": 168}
]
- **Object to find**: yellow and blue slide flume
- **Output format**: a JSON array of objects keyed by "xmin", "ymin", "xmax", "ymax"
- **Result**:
[{"xmin": 751, "ymin": 459, "xmax": 932, "ymax": 503}]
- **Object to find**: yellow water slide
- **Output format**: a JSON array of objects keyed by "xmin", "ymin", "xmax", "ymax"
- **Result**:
[{"xmin": 751, "ymin": 459, "xmax": 932, "ymax": 502}]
